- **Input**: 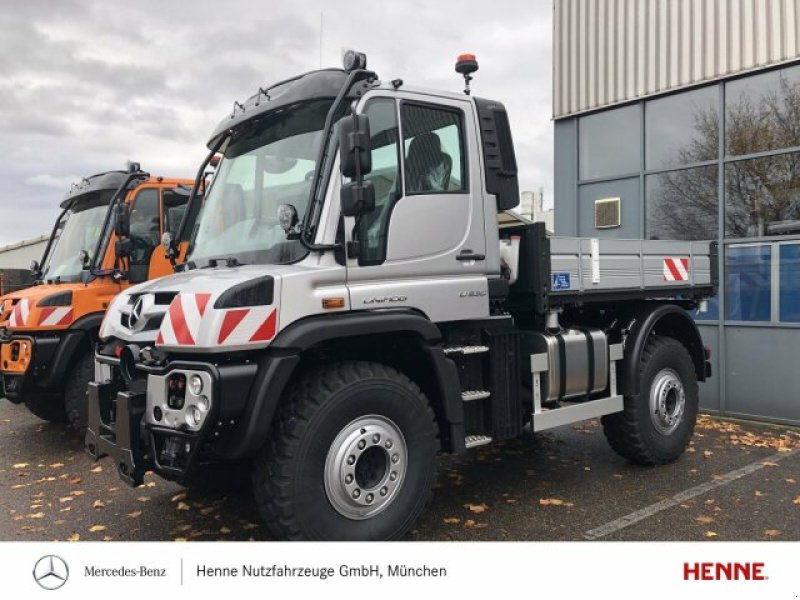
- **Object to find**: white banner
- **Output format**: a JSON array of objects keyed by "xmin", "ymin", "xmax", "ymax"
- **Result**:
[{"xmin": 3, "ymin": 541, "xmax": 797, "ymax": 599}]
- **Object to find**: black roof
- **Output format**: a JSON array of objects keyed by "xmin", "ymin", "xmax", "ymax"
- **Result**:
[
  {"xmin": 59, "ymin": 170, "xmax": 129, "ymax": 209},
  {"xmin": 206, "ymin": 69, "xmax": 352, "ymax": 150}
]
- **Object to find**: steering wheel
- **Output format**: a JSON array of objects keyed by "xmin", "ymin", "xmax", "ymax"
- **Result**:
[{"xmin": 129, "ymin": 235, "xmax": 154, "ymax": 263}]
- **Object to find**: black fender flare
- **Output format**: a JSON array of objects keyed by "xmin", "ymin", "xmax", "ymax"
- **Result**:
[
  {"xmin": 618, "ymin": 303, "xmax": 708, "ymax": 397},
  {"xmin": 220, "ymin": 310, "xmax": 465, "ymax": 458}
]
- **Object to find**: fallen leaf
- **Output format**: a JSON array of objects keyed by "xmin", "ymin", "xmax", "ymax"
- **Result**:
[
  {"xmin": 137, "ymin": 496, "xmax": 150, "ymax": 503},
  {"xmin": 88, "ymin": 525, "xmax": 107, "ymax": 533},
  {"xmin": 173, "ymin": 538, "xmax": 188, "ymax": 542},
  {"xmin": 90, "ymin": 465, "xmax": 103, "ymax": 473},
  {"xmin": 68, "ymin": 476, "xmax": 81, "ymax": 485},
  {"xmin": 242, "ymin": 523, "xmax": 259, "ymax": 530},
  {"xmin": 59, "ymin": 507, "xmax": 72, "ymax": 513},
  {"xmin": 754, "ymin": 490, "xmax": 764, "ymax": 497},
  {"xmin": 13, "ymin": 463, "xmax": 29, "ymax": 469},
  {"xmin": 703, "ymin": 531, "xmax": 718, "ymax": 538},
  {"xmin": 49, "ymin": 462, "xmax": 64, "ymax": 468},
  {"xmin": 58, "ymin": 497, "xmax": 73, "ymax": 504},
  {"xmin": 27, "ymin": 512, "xmax": 45, "ymax": 519},
  {"xmin": 761, "ymin": 461, "xmax": 778, "ymax": 467},
  {"xmin": 539, "ymin": 498, "xmax": 574, "ymax": 507},
  {"xmin": 703, "ymin": 450, "xmax": 713, "ymax": 458},
  {"xmin": 174, "ymin": 524, "xmax": 192, "ymax": 532},
  {"xmin": 199, "ymin": 507, "xmax": 215, "ymax": 516},
  {"xmin": 102, "ymin": 536, "xmax": 113, "ymax": 541},
  {"xmin": 176, "ymin": 501, "xmax": 190, "ymax": 511},
  {"xmin": 67, "ymin": 533, "xmax": 80, "ymax": 542},
  {"xmin": 171, "ymin": 492, "xmax": 187, "ymax": 503},
  {"xmin": 464, "ymin": 503, "xmax": 488, "ymax": 514},
  {"xmin": 70, "ymin": 490, "xmax": 85, "ymax": 496},
  {"xmin": 695, "ymin": 516, "xmax": 714, "ymax": 524},
  {"xmin": 793, "ymin": 496, "xmax": 800, "ymax": 505},
  {"xmin": 786, "ymin": 478, "xmax": 797, "ymax": 484},
  {"xmin": 219, "ymin": 526, "xmax": 231, "ymax": 534},
  {"xmin": 92, "ymin": 500, "xmax": 106, "ymax": 509},
  {"xmin": 443, "ymin": 517, "xmax": 460, "ymax": 524},
  {"xmin": 765, "ymin": 529, "xmax": 781, "ymax": 537},
  {"xmin": 127, "ymin": 510, "xmax": 143, "ymax": 519},
  {"xmin": 143, "ymin": 482, "xmax": 156, "ymax": 488}
]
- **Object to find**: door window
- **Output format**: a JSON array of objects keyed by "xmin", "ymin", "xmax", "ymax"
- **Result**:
[
  {"xmin": 128, "ymin": 188, "xmax": 160, "ymax": 281},
  {"xmin": 402, "ymin": 103, "xmax": 466, "ymax": 194}
]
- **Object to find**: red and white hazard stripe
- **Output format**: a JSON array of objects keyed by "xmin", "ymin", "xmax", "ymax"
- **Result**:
[
  {"xmin": 663, "ymin": 257, "xmax": 690, "ymax": 282},
  {"xmin": 8, "ymin": 299, "xmax": 30, "ymax": 328},
  {"xmin": 37, "ymin": 306, "xmax": 74, "ymax": 327},
  {"xmin": 157, "ymin": 293, "xmax": 211, "ymax": 346},
  {"xmin": 157, "ymin": 292, "xmax": 277, "ymax": 347}
]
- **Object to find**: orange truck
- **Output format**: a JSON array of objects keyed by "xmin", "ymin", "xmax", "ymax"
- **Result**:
[{"xmin": 0, "ymin": 164, "xmax": 197, "ymax": 432}]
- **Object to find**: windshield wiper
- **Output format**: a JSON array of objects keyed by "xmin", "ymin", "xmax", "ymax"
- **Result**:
[{"xmin": 205, "ymin": 257, "xmax": 245, "ymax": 268}]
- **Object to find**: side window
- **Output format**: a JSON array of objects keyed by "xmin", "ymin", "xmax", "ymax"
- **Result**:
[
  {"xmin": 128, "ymin": 188, "xmax": 160, "ymax": 274},
  {"xmin": 356, "ymin": 98, "xmax": 402, "ymax": 265},
  {"xmin": 401, "ymin": 103, "xmax": 466, "ymax": 194},
  {"xmin": 162, "ymin": 189, "xmax": 190, "ymax": 239}
]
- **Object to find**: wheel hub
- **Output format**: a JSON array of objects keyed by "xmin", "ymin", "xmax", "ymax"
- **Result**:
[
  {"xmin": 649, "ymin": 368, "xmax": 686, "ymax": 435},
  {"xmin": 324, "ymin": 415, "xmax": 407, "ymax": 520}
]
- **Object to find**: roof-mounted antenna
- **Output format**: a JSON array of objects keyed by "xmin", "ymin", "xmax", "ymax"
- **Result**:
[
  {"xmin": 231, "ymin": 100, "xmax": 245, "ymax": 118},
  {"xmin": 455, "ymin": 54, "xmax": 479, "ymax": 95},
  {"xmin": 254, "ymin": 87, "xmax": 270, "ymax": 106}
]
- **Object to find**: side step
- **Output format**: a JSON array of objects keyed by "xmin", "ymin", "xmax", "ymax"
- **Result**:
[
  {"xmin": 465, "ymin": 434, "xmax": 493, "ymax": 449},
  {"xmin": 443, "ymin": 345, "xmax": 490, "ymax": 356},
  {"xmin": 461, "ymin": 390, "xmax": 491, "ymax": 402},
  {"xmin": 532, "ymin": 396, "xmax": 623, "ymax": 432}
]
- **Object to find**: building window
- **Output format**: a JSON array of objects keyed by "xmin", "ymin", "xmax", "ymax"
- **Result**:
[
  {"xmin": 779, "ymin": 243, "xmax": 800, "ymax": 323},
  {"xmin": 579, "ymin": 105, "xmax": 640, "ymax": 180},
  {"xmin": 645, "ymin": 86, "xmax": 719, "ymax": 170},
  {"xmin": 694, "ymin": 296, "xmax": 720, "ymax": 321},
  {"xmin": 726, "ymin": 64, "xmax": 800, "ymax": 157},
  {"xmin": 646, "ymin": 166, "xmax": 718, "ymax": 240},
  {"xmin": 725, "ymin": 245, "xmax": 771, "ymax": 322},
  {"xmin": 724, "ymin": 152, "xmax": 800, "ymax": 239}
]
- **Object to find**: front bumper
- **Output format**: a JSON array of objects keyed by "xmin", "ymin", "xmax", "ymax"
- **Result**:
[
  {"xmin": 1, "ymin": 333, "xmax": 66, "ymax": 401},
  {"xmin": 85, "ymin": 355, "xmax": 257, "ymax": 486}
]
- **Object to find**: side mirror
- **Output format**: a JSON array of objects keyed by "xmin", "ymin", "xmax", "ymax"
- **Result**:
[
  {"xmin": 277, "ymin": 204, "xmax": 299, "ymax": 234},
  {"xmin": 341, "ymin": 180, "xmax": 376, "ymax": 217},
  {"xmin": 339, "ymin": 114, "xmax": 372, "ymax": 179},
  {"xmin": 114, "ymin": 203, "xmax": 130, "ymax": 237},
  {"xmin": 115, "ymin": 238, "xmax": 133, "ymax": 259}
]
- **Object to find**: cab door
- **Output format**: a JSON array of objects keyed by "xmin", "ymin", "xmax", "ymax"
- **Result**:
[
  {"xmin": 344, "ymin": 93, "xmax": 489, "ymax": 323},
  {"xmin": 127, "ymin": 186, "xmax": 162, "ymax": 283}
]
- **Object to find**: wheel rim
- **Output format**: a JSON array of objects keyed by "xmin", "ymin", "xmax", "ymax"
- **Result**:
[
  {"xmin": 649, "ymin": 368, "xmax": 686, "ymax": 435},
  {"xmin": 324, "ymin": 415, "xmax": 407, "ymax": 520}
]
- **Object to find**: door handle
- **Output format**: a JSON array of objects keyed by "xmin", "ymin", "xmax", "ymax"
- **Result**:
[{"xmin": 456, "ymin": 250, "xmax": 485, "ymax": 261}]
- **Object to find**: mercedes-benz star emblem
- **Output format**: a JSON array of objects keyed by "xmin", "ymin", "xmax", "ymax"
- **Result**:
[
  {"xmin": 129, "ymin": 296, "xmax": 145, "ymax": 329},
  {"xmin": 33, "ymin": 555, "xmax": 69, "ymax": 590}
]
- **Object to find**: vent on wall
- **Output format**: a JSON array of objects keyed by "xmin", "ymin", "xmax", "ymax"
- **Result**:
[{"xmin": 595, "ymin": 197, "xmax": 621, "ymax": 229}]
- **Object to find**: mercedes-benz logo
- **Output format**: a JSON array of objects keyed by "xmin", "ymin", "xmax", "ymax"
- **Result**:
[
  {"xmin": 33, "ymin": 555, "xmax": 69, "ymax": 590},
  {"xmin": 129, "ymin": 297, "xmax": 145, "ymax": 329}
]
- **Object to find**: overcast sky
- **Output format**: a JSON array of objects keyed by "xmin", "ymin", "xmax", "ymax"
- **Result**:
[{"xmin": 0, "ymin": 0, "xmax": 553, "ymax": 246}]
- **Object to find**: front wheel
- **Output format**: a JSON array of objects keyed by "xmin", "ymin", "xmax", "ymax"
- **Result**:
[
  {"xmin": 64, "ymin": 350, "xmax": 95, "ymax": 435},
  {"xmin": 602, "ymin": 336, "xmax": 699, "ymax": 465},
  {"xmin": 24, "ymin": 392, "xmax": 67, "ymax": 424},
  {"xmin": 252, "ymin": 361, "xmax": 439, "ymax": 540}
]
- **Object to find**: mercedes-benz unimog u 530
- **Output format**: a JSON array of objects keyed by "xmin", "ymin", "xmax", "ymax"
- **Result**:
[
  {"xmin": 0, "ymin": 165, "xmax": 196, "ymax": 433},
  {"xmin": 86, "ymin": 53, "xmax": 716, "ymax": 540}
]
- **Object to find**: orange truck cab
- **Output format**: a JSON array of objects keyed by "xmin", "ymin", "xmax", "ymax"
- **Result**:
[{"xmin": 0, "ymin": 164, "xmax": 197, "ymax": 432}]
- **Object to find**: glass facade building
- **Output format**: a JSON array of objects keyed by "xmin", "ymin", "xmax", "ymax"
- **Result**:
[{"xmin": 554, "ymin": 61, "xmax": 800, "ymax": 425}]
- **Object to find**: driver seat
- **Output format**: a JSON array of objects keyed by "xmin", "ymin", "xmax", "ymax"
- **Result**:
[{"xmin": 405, "ymin": 132, "xmax": 452, "ymax": 193}]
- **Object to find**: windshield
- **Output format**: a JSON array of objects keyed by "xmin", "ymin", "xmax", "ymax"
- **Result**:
[
  {"xmin": 41, "ymin": 190, "xmax": 114, "ymax": 282},
  {"xmin": 189, "ymin": 99, "xmax": 333, "ymax": 267}
]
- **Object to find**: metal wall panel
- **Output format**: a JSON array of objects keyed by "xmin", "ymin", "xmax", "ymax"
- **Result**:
[{"xmin": 553, "ymin": 0, "xmax": 800, "ymax": 118}]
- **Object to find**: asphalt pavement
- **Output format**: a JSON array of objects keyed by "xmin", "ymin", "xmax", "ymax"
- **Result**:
[{"xmin": 1, "ymin": 398, "xmax": 798, "ymax": 541}]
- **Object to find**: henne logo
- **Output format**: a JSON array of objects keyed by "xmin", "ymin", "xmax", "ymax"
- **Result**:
[
  {"xmin": 33, "ymin": 555, "xmax": 69, "ymax": 590},
  {"xmin": 683, "ymin": 562, "xmax": 766, "ymax": 581}
]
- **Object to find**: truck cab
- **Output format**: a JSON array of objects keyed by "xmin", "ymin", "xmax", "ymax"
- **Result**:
[
  {"xmin": 87, "ymin": 54, "xmax": 715, "ymax": 540},
  {"xmin": 0, "ymin": 166, "xmax": 197, "ymax": 432}
]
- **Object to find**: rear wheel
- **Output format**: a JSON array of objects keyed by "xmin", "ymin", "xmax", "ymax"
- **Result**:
[
  {"xmin": 602, "ymin": 336, "xmax": 698, "ymax": 465},
  {"xmin": 24, "ymin": 392, "xmax": 67, "ymax": 424},
  {"xmin": 64, "ymin": 350, "xmax": 94, "ymax": 435},
  {"xmin": 252, "ymin": 361, "xmax": 439, "ymax": 540}
]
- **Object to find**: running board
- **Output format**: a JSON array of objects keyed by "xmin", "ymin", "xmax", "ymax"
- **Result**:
[{"xmin": 531, "ymin": 396, "xmax": 623, "ymax": 432}]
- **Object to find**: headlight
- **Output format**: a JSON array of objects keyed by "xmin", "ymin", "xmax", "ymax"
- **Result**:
[{"xmin": 189, "ymin": 374, "xmax": 203, "ymax": 395}]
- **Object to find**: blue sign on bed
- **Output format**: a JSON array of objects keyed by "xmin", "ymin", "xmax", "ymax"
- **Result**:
[{"xmin": 551, "ymin": 272, "xmax": 571, "ymax": 290}]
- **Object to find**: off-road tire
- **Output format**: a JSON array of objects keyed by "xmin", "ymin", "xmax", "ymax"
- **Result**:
[
  {"xmin": 64, "ymin": 351, "xmax": 94, "ymax": 435},
  {"xmin": 24, "ymin": 392, "xmax": 67, "ymax": 424},
  {"xmin": 602, "ymin": 336, "xmax": 698, "ymax": 465},
  {"xmin": 252, "ymin": 361, "xmax": 439, "ymax": 541}
]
